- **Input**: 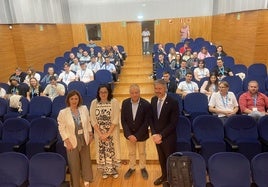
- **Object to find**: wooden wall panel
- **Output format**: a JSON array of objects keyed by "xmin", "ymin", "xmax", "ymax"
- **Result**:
[
  {"xmin": 127, "ymin": 22, "xmax": 142, "ymax": 56},
  {"xmin": 0, "ymin": 25, "xmax": 18, "ymax": 82},
  {"xmin": 211, "ymin": 11, "xmax": 260, "ymax": 66}
]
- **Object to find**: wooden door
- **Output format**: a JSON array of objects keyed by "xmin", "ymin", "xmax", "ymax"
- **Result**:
[{"xmin": 126, "ymin": 22, "xmax": 142, "ymax": 56}]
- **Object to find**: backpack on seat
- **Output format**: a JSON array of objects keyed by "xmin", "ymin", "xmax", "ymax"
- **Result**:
[{"xmin": 167, "ymin": 152, "xmax": 193, "ymax": 187}]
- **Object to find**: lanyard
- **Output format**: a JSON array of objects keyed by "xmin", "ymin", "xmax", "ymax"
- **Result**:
[
  {"xmin": 221, "ymin": 94, "xmax": 229, "ymax": 108},
  {"xmin": 186, "ymin": 82, "xmax": 193, "ymax": 92},
  {"xmin": 219, "ymin": 67, "xmax": 225, "ymax": 75},
  {"xmin": 64, "ymin": 73, "xmax": 69, "ymax": 82},
  {"xmin": 80, "ymin": 70, "xmax": 86, "ymax": 79},
  {"xmin": 181, "ymin": 69, "xmax": 186, "ymax": 76},
  {"xmin": 253, "ymin": 95, "xmax": 257, "ymax": 107}
]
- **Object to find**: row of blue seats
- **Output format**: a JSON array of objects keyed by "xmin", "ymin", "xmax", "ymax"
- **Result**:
[
  {"xmin": 173, "ymin": 151, "xmax": 268, "ymax": 187},
  {"xmin": 176, "ymin": 115, "xmax": 268, "ymax": 163},
  {"xmin": 0, "ymin": 152, "xmax": 68, "ymax": 186}
]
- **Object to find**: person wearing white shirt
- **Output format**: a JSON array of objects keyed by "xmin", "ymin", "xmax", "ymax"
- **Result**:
[
  {"xmin": 58, "ymin": 63, "xmax": 76, "ymax": 86},
  {"xmin": 176, "ymin": 72, "xmax": 199, "ymax": 98},
  {"xmin": 76, "ymin": 62, "xmax": 94, "ymax": 83},
  {"xmin": 70, "ymin": 57, "xmax": 81, "ymax": 73},
  {"xmin": 101, "ymin": 57, "xmax": 118, "ymax": 81},
  {"xmin": 209, "ymin": 81, "xmax": 239, "ymax": 123},
  {"xmin": 193, "ymin": 59, "xmax": 210, "ymax": 82},
  {"xmin": 87, "ymin": 56, "xmax": 100, "ymax": 73},
  {"xmin": 142, "ymin": 28, "xmax": 150, "ymax": 55}
]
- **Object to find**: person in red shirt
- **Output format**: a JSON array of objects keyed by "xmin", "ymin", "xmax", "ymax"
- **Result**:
[{"xmin": 239, "ymin": 80, "xmax": 268, "ymax": 120}]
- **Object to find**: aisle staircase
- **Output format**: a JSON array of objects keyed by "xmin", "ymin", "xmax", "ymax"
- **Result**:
[{"xmin": 113, "ymin": 55, "xmax": 155, "ymax": 104}]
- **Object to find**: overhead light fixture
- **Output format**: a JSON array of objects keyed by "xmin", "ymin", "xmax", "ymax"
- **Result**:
[{"xmin": 137, "ymin": 15, "xmax": 144, "ymax": 20}]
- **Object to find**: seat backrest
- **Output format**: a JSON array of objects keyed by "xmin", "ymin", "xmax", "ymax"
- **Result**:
[
  {"xmin": 164, "ymin": 42, "xmax": 175, "ymax": 53},
  {"xmin": 177, "ymin": 116, "xmax": 191, "ymax": 141},
  {"xmin": 222, "ymin": 56, "xmax": 235, "ymax": 68},
  {"xmin": 29, "ymin": 152, "xmax": 66, "ymax": 186},
  {"xmin": 0, "ymin": 152, "xmax": 29, "ymax": 186},
  {"xmin": 54, "ymin": 57, "xmax": 66, "ymax": 71},
  {"xmin": 0, "ymin": 82, "xmax": 9, "ymax": 92},
  {"xmin": 6, "ymin": 96, "xmax": 29, "ymax": 117},
  {"xmin": 51, "ymin": 96, "xmax": 66, "ymax": 119},
  {"xmin": 248, "ymin": 63, "xmax": 267, "ymax": 78},
  {"xmin": 2, "ymin": 118, "xmax": 30, "ymax": 143},
  {"xmin": 167, "ymin": 93, "xmax": 183, "ymax": 115},
  {"xmin": 192, "ymin": 115, "xmax": 224, "ymax": 142},
  {"xmin": 28, "ymin": 96, "xmax": 52, "ymax": 116},
  {"xmin": 95, "ymin": 69, "xmax": 113, "ymax": 84},
  {"xmin": 258, "ymin": 115, "xmax": 268, "ymax": 141},
  {"xmin": 231, "ymin": 64, "xmax": 248, "ymax": 77},
  {"xmin": 29, "ymin": 118, "xmax": 58, "ymax": 142},
  {"xmin": 67, "ymin": 81, "xmax": 87, "ymax": 96},
  {"xmin": 208, "ymin": 152, "xmax": 251, "ymax": 186},
  {"xmin": 43, "ymin": 63, "xmax": 60, "ymax": 75},
  {"xmin": 0, "ymin": 97, "xmax": 7, "ymax": 117},
  {"xmin": 184, "ymin": 93, "xmax": 208, "ymax": 113},
  {"xmin": 224, "ymin": 115, "xmax": 258, "ymax": 142},
  {"xmin": 251, "ymin": 152, "xmax": 268, "ymax": 186},
  {"xmin": 243, "ymin": 76, "xmax": 266, "ymax": 93},
  {"xmin": 0, "ymin": 121, "xmax": 3, "ymax": 139},
  {"xmin": 63, "ymin": 51, "xmax": 70, "ymax": 60},
  {"xmin": 86, "ymin": 80, "xmax": 99, "ymax": 98},
  {"xmin": 181, "ymin": 151, "xmax": 207, "ymax": 187},
  {"xmin": 221, "ymin": 75, "xmax": 243, "ymax": 95},
  {"xmin": 204, "ymin": 57, "xmax": 217, "ymax": 71}
]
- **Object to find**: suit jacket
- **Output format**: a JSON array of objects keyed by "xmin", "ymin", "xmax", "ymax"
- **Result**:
[
  {"xmin": 58, "ymin": 105, "xmax": 92, "ymax": 148},
  {"xmin": 121, "ymin": 98, "xmax": 151, "ymax": 141},
  {"xmin": 150, "ymin": 95, "xmax": 179, "ymax": 139},
  {"xmin": 167, "ymin": 80, "xmax": 177, "ymax": 93}
]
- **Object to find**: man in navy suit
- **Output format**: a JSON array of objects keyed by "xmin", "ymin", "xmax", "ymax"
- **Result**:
[
  {"xmin": 121, "ymin": 84, "xmax": 151, "ymax": 180},
  {"xmin": 150, "ymin": 79, "xmax": 179, "ymax": 186}
]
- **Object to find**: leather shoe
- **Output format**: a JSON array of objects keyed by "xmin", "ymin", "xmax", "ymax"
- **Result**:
[
  {"xmin": 154, "ymin": 176, "xmax": 166, "ymax": 185},
  {"xmin": 141, "ymin": 168, "xmax": 148, "ymax": 180},
  {"xmin": 124, "ymin": 168, "xmax": 135, "ymax": 179}
]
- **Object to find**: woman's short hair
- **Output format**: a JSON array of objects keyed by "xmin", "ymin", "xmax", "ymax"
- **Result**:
[{"xmin": 65, "ymin": 90, "xmax": 83, "ymax": 107}]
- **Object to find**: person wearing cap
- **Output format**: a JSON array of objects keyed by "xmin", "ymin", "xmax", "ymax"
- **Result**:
[
  {"xmin": 76, "ymin": 62, "xmax": 94, "ymax": 83},
  {"xmin": 43, "ymin": 76, "xmax": 65, "ymax": 101},
  {"xmin": 7, "ymin": 76, "xmax": 29, "ymax": 97},
  {"xmin": 87, "ymin": 55, "xmax": 101, "ymax": 73}
]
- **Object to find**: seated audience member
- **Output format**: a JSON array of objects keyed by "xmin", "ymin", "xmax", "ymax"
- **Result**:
[
  {"xmin": 69, "ymin": 57, "xmax": 81, "ymax": 73},
  {"xmin": 7, "ymin": 76, "xmax": 29, "ymax": 97},
  {"xmin": 43, "ymin": 76, "xmax": 65, "ymax": 101},
  {"xmin": 26, "ymin": 77, "xmax": 44, "ymax": 101},
  {"xmin": 76, "ymin": 47, "xmax": 84, "ymax": 59},
  {"xmin": 200, "ymin": 73, "xmax": 219, "ymax": 100},
  {"xmin": 155, "ymin": 53, "xmax": 170, "ymax": 71},
  {"xmin": 182, "ymin": 48, "xmax": 192, "ymax": 62},
  {"xmin": 101, "ymin": 46, "xmax": 108, "ymax": 58},
  {"xmin": 89, "ymin": 47, "xmax": 95, "ymax": 57},
  {"xmin": 170, "ymin": 54, "xmax": 181, "ymax": 70},
  {"xmin": 57, "ymin": 63, "xmax": 76, "ymax": 86},
  {"xmin": 176, "ymin": 72, "xmax": 199, "ymax": 98},
  {"xmin": 67, "ymin": 52, "xmax": 76, "ymax": 65},
  {"xmin": 168, "ymin": 47, "xmax": 177, "ymax": 64},
  {"xmin": 113, "ymin": 45, "xmax": 123, "ymax": 71},
  {"xmin": 76, "ymin": 62, "xmax": 94, "ymax": 83},
  {"xmin": 197, "ymin": 46, "xmax": 211, "ymax": 60},
  {"xmin": 179, "ymin": 41, "xmax": 191, "ymax": 55},
  {"xmin": 188, "ymin": 52, "xmax": 199, "ymax": 68},
  {"xmin": 162, "ymin": 71, "xmax": 177, "ymax": 93},
  {"xmin": 24, "ymin": 67, "xmax": 41, "ymax": 86},
  {"xmin": 209, "ymin": 81, "xmax": 239, "ymax": 123},
  {"xmin": 87, "ymin": 39, "xmax": 97, "ymax": 48},
  {"xmin": 96, "ymin": 52, "xmax": 105, "ymax": 65},
  {"xmin": 194, "ymin": 59, "xmax": 210, "ymax": 82},
  {"xmin": 41, "ymin": 67, "xmax": 58, "ymax": 85},
  {"xmin": 9, "ymin": 67, "xmax": 27, "ymax": 84},
  {"xmin": 213, "ymin": 45, "xmax": 227, "ymax": 59},
  {"xmin": 239, "ymin": 81, "xmax": 268, "ymax": 120},
  {"xmin": 156, "ymin": 43, "xmax": 167, "ymax": 55},
  {"xmin": 0, "ymin": 86, "xmax": 6, "ymax": 98},
  {"xmin": 211, "ymin": 57, "xmax": 233, "ymax": 81},
  {"xmin": 87, "ymin": 56, "xmax": 101, "ymax": 73},
  {"xmin": 80, "ymin": 50, "xmax": 91, "ymax": 64},
  {"xmin": 101, "ymin": 57, "xmax": 118, "ymax": 82},
  {"xmin": 174, "ymin": 60, "xmax": 192, "ymax": 82}
]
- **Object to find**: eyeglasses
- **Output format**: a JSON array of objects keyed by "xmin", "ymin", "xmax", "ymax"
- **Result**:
[{"xmin": 219, "ymin": 86, "xmax": 227, "ymax": 89}]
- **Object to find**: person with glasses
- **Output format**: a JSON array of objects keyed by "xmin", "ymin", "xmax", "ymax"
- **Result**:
[
  {"xmin": 90, "ymin": 84, "xmax": 121, "ymax": 179},
  {"xmin": 209, "ymin": 81, "xmax": 239, "ymax": 123}
]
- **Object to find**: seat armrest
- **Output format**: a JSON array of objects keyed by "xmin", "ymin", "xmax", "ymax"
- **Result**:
[
  {"xmin": 13, "ymin": 139, "xmax": 28, "ymax": 152},
  {"xmin": 224, "ymin": 137, "xmax": 239, "ymax": 150},
  {"xmin": 191, "ymin": 135, "xmax": 201, "ymax": 150},
  {"xmin": 44, "ymin": 138, "xmax": 57, "ymax": 151},
  {"xmin": 259, "ymin": 137, "xmax": 268, "ymax": 146}
]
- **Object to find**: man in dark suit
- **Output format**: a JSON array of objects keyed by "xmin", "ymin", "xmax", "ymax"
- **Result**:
[
  {"xmin": 121, "ymin": 84, "xmax": 151, "ymax": 180},
  {"xmin": 162, "ymin": 71, "xmax": 177, "ymax": 93},
  {"xmin": 150, "ymin": 79, "xmax": 179, "ymax": 186}
]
